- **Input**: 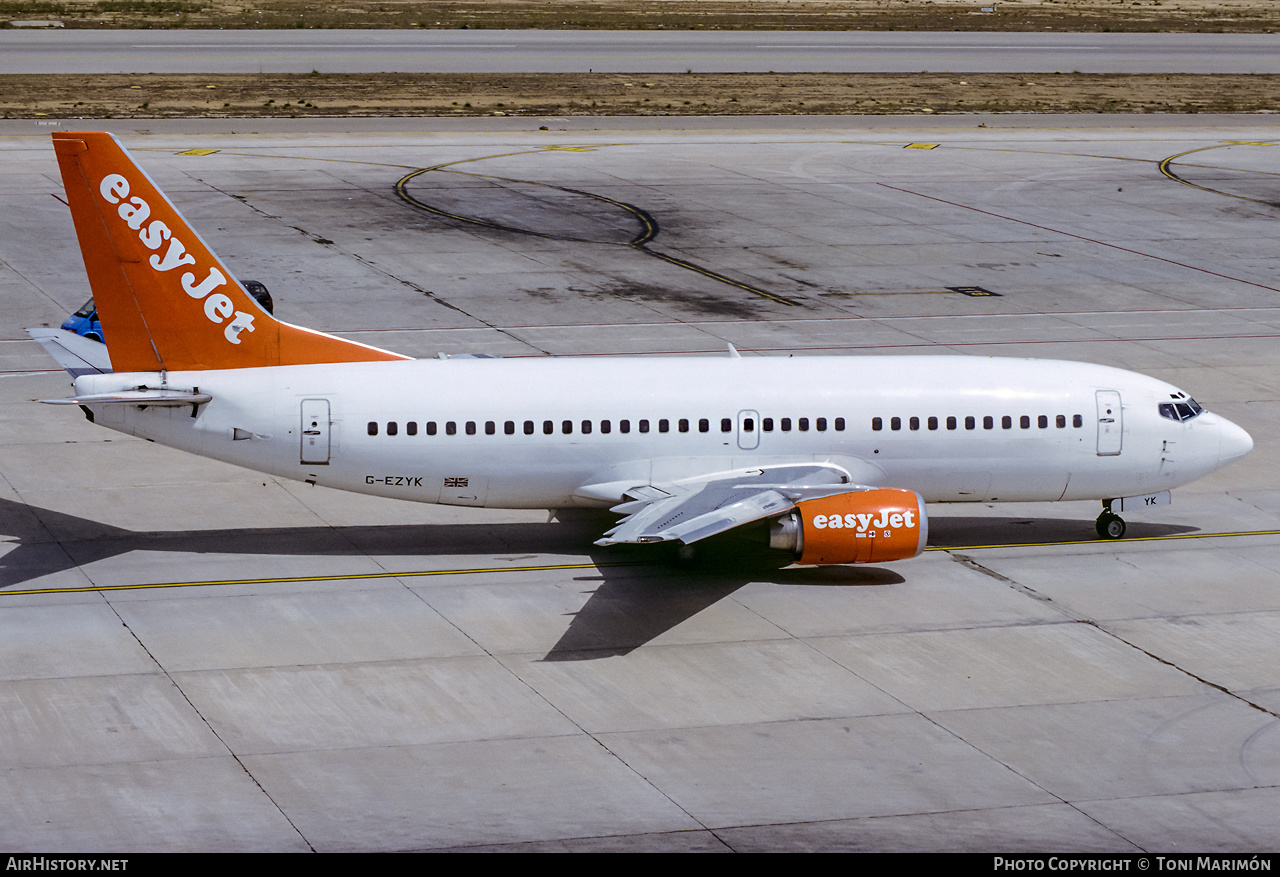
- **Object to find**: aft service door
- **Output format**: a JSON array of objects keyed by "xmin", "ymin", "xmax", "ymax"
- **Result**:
[
  {"xmin": 738, "ymin": 410, "xmax": 760, "ymax": 450},
  {"xmin": 300, "ymin": 399, "xmax": 331, "ymax": 464},
  {"xmin": 1096, "ymin": 390, "xmax": 1122, "ymax": 456}
]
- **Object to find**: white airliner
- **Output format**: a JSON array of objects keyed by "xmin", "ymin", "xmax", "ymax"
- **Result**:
[{"xmin": 31, "ymin": 132, "xmax": 1253, "ymax": 565}]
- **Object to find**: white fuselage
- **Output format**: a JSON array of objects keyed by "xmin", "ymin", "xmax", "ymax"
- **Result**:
[{"xmin": 73, "ymin": 355, "xmax": 1251, "ymax": 509}]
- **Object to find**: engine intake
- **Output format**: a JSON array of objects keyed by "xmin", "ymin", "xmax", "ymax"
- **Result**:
[{"xmin": 770, "ymin": 488, "xmax": 928, "ymax": 564}]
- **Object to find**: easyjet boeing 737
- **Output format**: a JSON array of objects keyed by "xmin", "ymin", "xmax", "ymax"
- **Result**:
[{"xmin": 31, "ymin": 132, "xmax": 1253, "ymax": 565}]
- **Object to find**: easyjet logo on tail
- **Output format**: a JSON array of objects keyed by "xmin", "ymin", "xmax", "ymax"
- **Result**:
[
  {"xmin": 56, "ymin": 131, "xmax": 408, "ymax": 370},
  {"xmin": 98, "ymin": 173, "xmax": 256, "ymax": 345}
]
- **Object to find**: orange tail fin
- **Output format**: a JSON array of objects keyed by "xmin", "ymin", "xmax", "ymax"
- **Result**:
[{"xmin": 53, "ymin": 132, "xmax": 409, "ymax": 372}]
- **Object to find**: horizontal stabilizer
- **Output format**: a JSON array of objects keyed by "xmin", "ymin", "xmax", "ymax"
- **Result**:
[
  {"xmin": 40, "ymin": 387, "xmax": 212, "ymax": 407},
  {"xmin": 27, "ymin": 328, "xmax": 112, "ymax": 377}
]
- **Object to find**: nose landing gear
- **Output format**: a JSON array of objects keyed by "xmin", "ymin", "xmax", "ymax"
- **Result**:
[{"xmin": 1096, "ymin": 501, "xmax": 1127, "ymax": 539}]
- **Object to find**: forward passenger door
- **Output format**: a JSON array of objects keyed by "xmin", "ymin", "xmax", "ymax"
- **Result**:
[{"xmin": 1096, "ymin": 390, "xmax": 1122, "ymax": 456}]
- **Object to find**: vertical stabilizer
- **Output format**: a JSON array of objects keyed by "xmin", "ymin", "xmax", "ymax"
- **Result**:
[{"xmin": 52, "ymin": 132, "xmax": 410, "ymax": 372}]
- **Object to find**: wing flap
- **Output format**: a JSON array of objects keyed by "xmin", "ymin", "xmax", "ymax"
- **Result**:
[
  {"xmin": 594, "ymin": 462, "xmax": 871, "ymax": 547},
  {"xmin": 598, "ymin": 487, "xmax": 796, "ymax": 546}
]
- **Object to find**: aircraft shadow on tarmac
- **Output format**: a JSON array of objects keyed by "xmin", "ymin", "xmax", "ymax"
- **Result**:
[
  {"xmin": 540, "ymin": 513, "xmax": 1199, "ymax": 660},
  {"xmin": 0, "ymin": 496, "xmax": 1195, "ymax": 660},
  {"xmin": 541, "ymin": 531, "xmax": 907, "ymax": 661}
]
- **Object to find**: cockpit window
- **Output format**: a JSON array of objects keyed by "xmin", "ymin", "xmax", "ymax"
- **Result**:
[{"xmin": 1159, "ymin": 398, "xmax": 1204, "ymax": 422}]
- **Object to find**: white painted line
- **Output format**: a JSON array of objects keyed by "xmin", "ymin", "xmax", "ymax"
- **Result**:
[
  {"xmin": 756, "ymin": 44, "xmax": 1105, "ymax": 51},
  {"xmin": 132, "ymin": 43, "xmax": 520, "ymax": 49}
]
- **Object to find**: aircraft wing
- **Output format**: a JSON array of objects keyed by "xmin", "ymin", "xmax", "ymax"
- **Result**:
[
  {"xmin": 28, "ymin": 328, "xmax": 112, "ymax": 377},
  {"xmin": 594, "ymin": 463, "xmax": 873, "ymax": 547}
]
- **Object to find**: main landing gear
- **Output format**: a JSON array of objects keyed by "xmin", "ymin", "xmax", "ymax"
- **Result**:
[{"xmin": 1095, "ymin": 501, "xmax": 1127, "ymax": 540}]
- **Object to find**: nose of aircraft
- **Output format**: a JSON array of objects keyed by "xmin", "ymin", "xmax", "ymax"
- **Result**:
[{"xmin": 1219, "ymin": 416, "xmax": 1253, "ymax": 465}]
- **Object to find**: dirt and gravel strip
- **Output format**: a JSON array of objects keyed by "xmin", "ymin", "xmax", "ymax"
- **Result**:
[
  {"xmin": 7, "ymin": 72, "xmax": 1280, "ymax": 119},
  {"xmin": 2, "ymin": 0, "xmax": 1278, "ymax": 32},
  {"xmin": 7, "ymin": 1, "xmax": 1277, "ymax": 118}
]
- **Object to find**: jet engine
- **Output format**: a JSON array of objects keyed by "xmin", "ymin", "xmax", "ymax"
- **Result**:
[{"xmin": 769, "ymin": 488, "xmax": 928, "ymax": 564}]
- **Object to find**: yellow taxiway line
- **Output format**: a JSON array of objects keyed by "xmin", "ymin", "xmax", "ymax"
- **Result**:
[{"xmin": 4, "ymin": 528, "xmax": 1279, "ymax": 597}]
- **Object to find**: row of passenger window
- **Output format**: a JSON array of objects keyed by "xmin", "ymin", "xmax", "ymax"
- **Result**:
[
  {"xmin": 367, "ymin": 416, "xmax": 850, "ymax": 437},
  {"xmin": 871, "ymin": 414, "xmax": 1085, "ymax": 432}
]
